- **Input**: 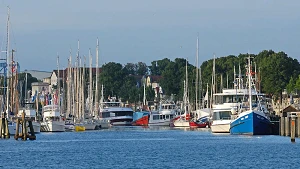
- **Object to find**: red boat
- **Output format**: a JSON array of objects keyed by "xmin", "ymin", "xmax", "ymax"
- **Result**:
[
  {"xmin": 132, "ymin": 114, "xmax": 149, "ymax": 126},
  {"xmin": 189, "ymin": 116, "xmax": 209, "ymax": 128},
  {"xmin": 189, "ymin": 121, "xmax": 208, "ymax": 128}
]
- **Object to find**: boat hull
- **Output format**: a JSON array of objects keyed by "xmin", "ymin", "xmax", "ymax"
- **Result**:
[
  {"xmin": 230, "ymin": 111, "xmax": 271, "ymax": 135},
  {"xmin": 189, "ymin": 121, "xmax": 207, "ymax": 128},
  {"xmin": 83, "ymin": 123, "xmax": 96, "ymax": 130},
  {"xmin": 211, "ymin": 120, "xmax": 231, "ymax": 133},
  {"xmin": 172, "ymin": 120, "xmax": 190, "ymax": 127},
  {"xmin": 75, "ymin": 125, "xmax": 85, "ymax": 132},
  {"xmin": 132, "ymin": 115, "xmax": 149, "ymax": 126},
  {"xmin": 41, "ymin": 121, "xmax": 65, "ymax": 132}
]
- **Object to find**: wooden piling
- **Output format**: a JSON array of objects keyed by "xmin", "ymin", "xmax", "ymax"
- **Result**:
[
  {"xmin": 14, "ymin": 111, "xmax": 36, "ymax": 141},
  {"xmin": 280, "ymin": 116, "xmax": 285, "ymax": 136},
  {"xmin": 0, "ymin": 117, "xmax": 10, "ymax": 139},
  {"xmin": 4, "ymin": 118, "xmax": 10, "ymax": 139},
  {"xmin": 291, "ymin": 117, "xmax": 296, "ymax": 142},
  {"xmin": 0, "ymin": 118, "xmax": 3, "ymax": 138},
  {"xmin": 285, "ymin": 117, "xmax": 290, "ymax": 137},
  {"xmin": 298, "ymin": 115, "xmax": 300, "ymax": 138}
]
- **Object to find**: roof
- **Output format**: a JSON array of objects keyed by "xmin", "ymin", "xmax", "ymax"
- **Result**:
[
  {"xmin": 21, "ymin": 70, "xmax": 52, "ymax": 81},
  {"xmin": 52, "ymin": 67, "xmax": 102, "ymax": 80},
  {"xmin": 148, "ymin": 75, "xmax": 162, "ymax": 82}
]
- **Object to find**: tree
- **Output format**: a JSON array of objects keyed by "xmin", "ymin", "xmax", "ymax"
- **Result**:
[
  {"xmin": 123, "ymin": 63, "xmax": 136, "ymax": 75},
  {"xmin": 99, "ymin": 62, "xmax": 125, "ymax": 98},
  {"xmin": 286, "ymin": 77, "xmax": 296, "ymax": 94},
  {"xmin": 136, "ymin": 62, "xmax": 148, "ymax": 76}
]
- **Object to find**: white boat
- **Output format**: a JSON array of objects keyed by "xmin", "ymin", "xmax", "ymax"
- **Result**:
[
  {"xmin": 40, "ymin": 105, "xmax": 65, "ymax": 132},
  {"xmin": 148, "ymin": 101, "xmax": 177, "ymax": 126},
  {"xmin": 64, "ymin": 119, "xmax": 75, "ymax": 131},
  {"xmin": 83, "ymin": 119, "xmax": 96, "ymax": 130},
  {"xmin": 98, "ymin": 97, "xmax": 134, "ymax": 126}
]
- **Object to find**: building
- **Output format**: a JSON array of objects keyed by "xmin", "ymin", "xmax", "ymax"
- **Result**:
[
  {"xmin": 21, "ymin": 70, "xmax": 52, "ymax": 81},
  {"xmin": 31, "ymin": 82, "xmax": 50, "ymax": 95}
]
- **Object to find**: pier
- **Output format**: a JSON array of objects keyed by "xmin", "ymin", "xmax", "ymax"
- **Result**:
[{"xmin": 280, "ymin": 112, "xmax": 300, "ymax": 141}]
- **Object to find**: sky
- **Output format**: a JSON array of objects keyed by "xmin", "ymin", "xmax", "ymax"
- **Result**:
[{"xmin": 0, "ymin": 0, "xmax": 299, "ymax": 71}]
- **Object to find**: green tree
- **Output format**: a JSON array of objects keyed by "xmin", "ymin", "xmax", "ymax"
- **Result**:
[{"xmin": 99, "ymin": 62, "xmax": 125, "ymax": 98}]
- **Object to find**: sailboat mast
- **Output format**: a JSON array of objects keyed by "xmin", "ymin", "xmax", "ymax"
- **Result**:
[
  {"xmin": 79, "ymin": 57, "xmax": 82, "ymax": 120},
  {"xmin": 57, "ymin": 54, "xmax": 60, "ymax": 109},
  {"xmin": 95, "ymin": 38, "xmax": 99, "ymax": 117},
  {"xmin": 248, "ymin": 56, "xmax": 252, "ymax": 111},
  {"xmin": 82, "ymin": 56, "xmax": 85, "ymax": 119},
  {"xmin": 5, "ymin": 6, "xmax": 10, "ymax": 115},
  {"xmin": 76, "ymin": 40, "xmax": 80, "ymax": 120},
  {"xmin": 195, "ymin": 36, "xmax": 199, "ymax": 110},
  {"xmin": 89, "ymin": 49, "xmax": 93, "ymax": 117},
  {"xmin": 199, "ymin": 67, "xmax": 202, "ymax": 109},
  {"xmin": 143, "ymin": 83, "xmax": 146, "ymax": 106}
]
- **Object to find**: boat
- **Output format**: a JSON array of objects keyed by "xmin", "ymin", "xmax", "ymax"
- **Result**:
[
  {"xmin": 148, "ymin": 100, "xmax": 177, "ymax": 126},
  {"xmin": 132, "ymin": 111, "xmax": 150, "ymax": 126},
  {"xmin": 64, "ymin": 117, "xmax": 75, "ymax": 131},
  {"xmin": 230, "ymin": 56, "xmax": 272, "ymax": 135},
  {"xmin": 98, "ymin": 96, "xmax": 134, "ymax": 126},
  {"xmin": 40, "ymin": 105, "xmax": 65, "ymax": 132},
  {"xmin": 210, "ymin": 63, "xmax": 247, "ymax": 133},
  {"xmin": 74, "ymin": 123, "xmax": 86, "ymax": 132},
  {"xmin": 82, "ymin": 119, "xmax": 97, "ymax": 130},
  {"xmin": 172, "ymin": 61, "xmax": 191, "ymax": 127}
]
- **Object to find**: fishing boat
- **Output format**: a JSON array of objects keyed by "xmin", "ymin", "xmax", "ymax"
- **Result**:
[
  {"xmin": 40, "ymin": 105, "xmax": 65, "ymax": 132},
  {"xmin": 230, "ymin": 56, "xmax": 271, "ymax": 135}
]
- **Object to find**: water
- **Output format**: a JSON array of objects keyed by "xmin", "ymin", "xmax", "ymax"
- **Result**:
[{"xmin": 1, "ymin": 127, "xmax": 300, "ymax": 169}]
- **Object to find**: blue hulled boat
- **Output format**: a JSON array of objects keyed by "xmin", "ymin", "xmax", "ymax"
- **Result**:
[
  {"xmin": 230, "ymin": 110, "xmax": 271, "ymax": 135},
  {"xmin": 230, "ymin": 55, "xmax": 271, "ymax": 135}
]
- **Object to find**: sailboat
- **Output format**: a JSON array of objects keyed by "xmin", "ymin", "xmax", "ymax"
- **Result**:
[
  {"xmin": 229, "ymin": 56, "xmax": 271, "ymax": 135},
  {"xmin": 172, "ymin": 59, "xmax": 190, "ymax": 127}
]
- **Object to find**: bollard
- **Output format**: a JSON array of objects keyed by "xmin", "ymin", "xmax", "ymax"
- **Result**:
[
  {"xmin": 291, "ymin": 117, "xmax": 296, "ymax": 143},
  {"xmin": 280, "ymin": 116, "xmax": 285, "ymax": 136},
  {"xmin": 298, "ymin": 115, "xmax": 300, "ymax": 138},
  {"xmin": 285, "ymin": 117, "xmax": 290, "ymax": 136}
]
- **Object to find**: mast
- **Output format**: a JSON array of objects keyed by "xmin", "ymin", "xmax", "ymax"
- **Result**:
[
  {"xmin": 82, "ymin": 56, "xmax": 85, "ymax": 119},
  {"xmin": 5, "ymin": 6, "xmax": 10, "ymax": 116},
  {"xmin": 248, "ymin": 55, "xmax": 252, "ymax": 111},
  {"xmin": 199, "ymin": 67, "xmax": 202, "ymax": 109},
  {"xmin": 143, "ymin": 83, "xmax": 146, "ymax": 106},
  {"xmin": 66, "ymin": 50, "xmax": 71, "ymax": 118},
  {"xmin": 57, "ymin": 54, "xmax": 60, "ymax": 109},
  {"xmin": 76, "ymin": 40, "xmax": 80, "ymax": 120},
  {"xmin": 89, "ymin": 49, "xmax": 93, "ymax": 117},
  {"xmin": 195, "ymin": 36, "xmax": 199, "ymax": 110},
  {"xmin": 95, "ymin": 38, "xmax": 99, "ymax": 117}
]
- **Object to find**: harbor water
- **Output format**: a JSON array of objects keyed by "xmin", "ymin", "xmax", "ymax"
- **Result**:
[{"xmin": 1, "ymin": 127, "xmax": 300, "ymax": 169}]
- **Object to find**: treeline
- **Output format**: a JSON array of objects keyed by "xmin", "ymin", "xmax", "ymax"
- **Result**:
[{"xmin": 98, "ymin": 50, "xmax": 300, "ymax": 103}]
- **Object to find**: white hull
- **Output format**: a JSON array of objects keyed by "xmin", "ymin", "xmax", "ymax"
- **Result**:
[
  {"xmin": 210, "ymin": 120, "xmax": 231, "ymax": 133},
  {"xmin": 31, "ymin": 121, "xmax": 41, "ymax": 133},
  {"xmin": 65, "ymin": 124, "xmax": 75, "ymax": 131},
  {"xmin": 95, "ymin": 120, "xmax": 110, "ymax": 129},
  {"xmin": 173, "ymin": 120, "xmax": 190, "ymax": 127},
  {"xmin": 41, "ymin": 121, "xmax": 65, "ymax": 132},
  {"xmin": 84, "ymin": 123, "xmax": 96, "ymax": 130},
  {"xmin": 148, "ymin": 120, "xmax": 171, "ymax": 126}
]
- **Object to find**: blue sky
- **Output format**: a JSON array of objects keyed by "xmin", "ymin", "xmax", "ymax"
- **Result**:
[{"xmin": 0, "ymin": 0, "xmax": 299, "ymax": 71}]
